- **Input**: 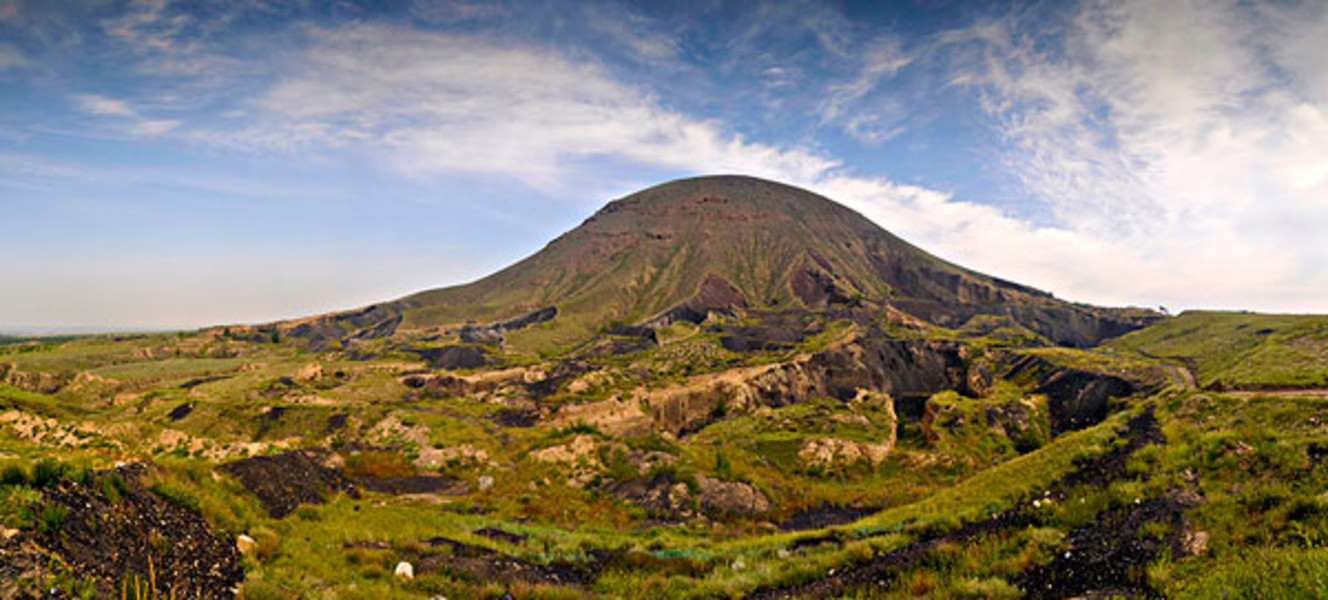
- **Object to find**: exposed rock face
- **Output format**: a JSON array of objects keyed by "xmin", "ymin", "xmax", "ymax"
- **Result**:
[
  {"xmin": 294, "ymin": 362, "xmax": 323, "ymax": 382},
  {"xmin": 920, "ymin": 392, "xmax": 1048, "ymax": 452},
  {"xmin": 550, "ymin": 334, "xmax": 965, "ymax": 438},
  {"xmin": 285, "ymin": 303, "xmax": 403, "ymax": 350},
  {"xmin": 796, "ymin": 390, "xmax": 897, "ymax": 470},
  {"xmin": 529, "ymin": 434, "xmax": 598, "ymax": 464},
  {"xmin": 605, "ymin": 472, "xmax": 770, "ymax": 518},
  {"xmin": 2, "ymin": 365, "xmax": 75, "ymax": 394},
  {"xmin": 1000, "ymin": 353, "xmax": 1146, "ymax": 433},
  {"xmin": 457, "ymin": 306, "xmax": 557, "ymax": 344},
  {"xmin": 694, "ymin": 474, "xmax": 771, "ymax": 515},
  {"xmin": 797, "ymin": 437, "xmax": 892, "ymax": 469}
]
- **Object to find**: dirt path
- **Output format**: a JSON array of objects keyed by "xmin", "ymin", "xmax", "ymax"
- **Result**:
[
  {"xmin": 1225, "ymin": 388, "xmax": 1328, "ymax": 399},
  {"xmin": 1086, "ymin": 348, "xmax": 1195, "ymax": 390}
]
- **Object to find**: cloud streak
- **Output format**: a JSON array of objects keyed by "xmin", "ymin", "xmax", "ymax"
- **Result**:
[
  {"xmin": 5, "ymin": 1, "xmax": 1328, "ymax": 328},
  {"xmin": 935, "ymin": 0, "xmax": 1328, "ymax": 310},
  {"xmin": 72, "ymin": 93, "xmax": 182, "ymax": 135}
]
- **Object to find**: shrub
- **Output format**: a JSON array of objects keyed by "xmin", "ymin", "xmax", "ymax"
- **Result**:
[
  {"xmin": 31, "ymin": 459, "xmax": 64, "ymax": 488},
  {"xmin": 250, "ymin": 527, "xmax": 281, "ymax": 562},
  {"xmin": 343, "ymin": 450, "xmax": 413, "ymax": 480},
  {"xmin": 0, "ymin": 463, "xmax": 28, "ymax": 487},
  {"xmin": 102, "ymin": 473, "xmax": 129, "ymax": 504},
  {"xmin": 149, "ymin": 481, "xmax": 201, "ymax": 512},
  {"xmin": 715, "ymin": 451, "xmax": 733, "ymax": 479},
  {"xmin": 36, "ymin": 503, "xmax": 67, "ymax": 534}
]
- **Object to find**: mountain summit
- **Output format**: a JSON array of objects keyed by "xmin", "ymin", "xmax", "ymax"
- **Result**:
[{"xmin": 294, "ymin": 175, "xmax": 1155, "ymax": 349}]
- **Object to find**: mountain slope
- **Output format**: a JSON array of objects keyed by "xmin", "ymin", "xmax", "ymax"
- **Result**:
[{"xmin": 298, "ymin": 175, "xmax": 1157, "ymax": 350}]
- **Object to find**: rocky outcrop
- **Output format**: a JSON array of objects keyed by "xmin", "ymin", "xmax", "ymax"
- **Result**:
[
  {"xmin": 796, "ymin": 390, "xmax": 897, "ymax": 471},
  {"xmin": 529, "ymin": 434, "xmax": 675, "ymax": 488},
  {"xmin": 406, "ymin": 344, "xmax": 490, "ymax": 370},
  {"xmin": 550, "ymin": 334, "xmax": 967, "ymax": 437},
  {"xmin": 999, "ymin": 353, "xmax": 1147, "ymax": 433},
  {"xmin": 797, "ymin": 437, "xmax": 892, "ymax": 469},
  {"xmin": 457, "ymin": 306, "xmax": 557, "ymax": 344},
  {"xmin": 285, "ymin": 304, "xmax": 403, "ymax": 350},
  {"xmin": 920, "ymin": 392, "xmax": 1048, "ymax": 452},
  {"xmin": 605, "ymin": 472, "xmax": 770, "ymax": 518},
  {"xmin": 2, "ymin": 365, "xmax": 76, "ymax": 394}
]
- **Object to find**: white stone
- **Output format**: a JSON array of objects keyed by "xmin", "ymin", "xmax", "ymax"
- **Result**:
[
  {"xmin": 394, "ymin": 561, "xmax": 414, "ymax": 580},
  {"xmin": 236, "ymin": 534, "xmax": 258, "ymax": 555},
  {"xmin": 478, "ymin": 475, "xmax": 494, "ymax": 491}
]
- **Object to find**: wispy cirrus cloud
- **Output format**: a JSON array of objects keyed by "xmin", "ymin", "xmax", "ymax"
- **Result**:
[
  {"xmin": 931, "ymin": 0, "xmax": 1328, "ymax": 310},
  {"xmin": 209, "ymin": 25, "xmax": 839, "ymax": 189},
  {"xmin": 6, "ymin": 0, "xmax": 1328, "ymax": 330},
  {"xmin": 72, "ymin": 93, "xmax": 181, "ymax": 135},
  {"xmin": 73, "ymin": 93, "xmax": 136, "ymax": 116}
]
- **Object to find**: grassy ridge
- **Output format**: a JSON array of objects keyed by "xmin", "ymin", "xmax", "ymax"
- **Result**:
[{"xmin": 1106, "ymin": 311, "xmax": 1328, "ymax": 389}]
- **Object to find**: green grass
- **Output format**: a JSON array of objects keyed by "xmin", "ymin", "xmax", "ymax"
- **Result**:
[{"xmin": 1107, "ymin": 311, "xmax": 1328, "ymax": 389}]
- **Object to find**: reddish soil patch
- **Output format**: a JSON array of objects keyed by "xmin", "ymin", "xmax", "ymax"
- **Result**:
[{"xmin": 352, "ymin": 474, "xmax": 469, "ymax": 495}]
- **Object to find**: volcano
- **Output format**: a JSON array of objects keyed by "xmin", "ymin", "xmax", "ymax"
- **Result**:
[{"xmin": 290, "ymin": 175, "xmax": 1156, "ymax": 350}]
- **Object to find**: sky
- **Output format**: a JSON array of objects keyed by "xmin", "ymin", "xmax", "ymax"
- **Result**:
[{"xmin": 1, "ymin": 0, "xmax": 1327, "ymax": 331}]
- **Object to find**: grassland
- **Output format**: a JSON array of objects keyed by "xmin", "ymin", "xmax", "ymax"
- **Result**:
[
  {"xmin": 1107, "ymin": 310, "xmax": 1328, "ymax": 389},
  {"xmin": 0, "ymin": 310, "xmax": 1325, "ymax": 598}
]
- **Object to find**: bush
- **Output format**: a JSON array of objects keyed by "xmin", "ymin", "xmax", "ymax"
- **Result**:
[
  {"xmin": 31, "ymin": 459, "xmax": 64, "ymax": 488},
  {"xmin": 102, "ymin": 473, "xmax": 129, "ymax": 504},
  {"xmin": 0, "ymin": 463, "xmax": 28, "ymax": 487},
  {"xmin": 715, "ymin": 451, "xmax": 733, "ymax": 479},
  {"xmin": 149, "ymin": 481, "xmax": 201, "ymax": 512},
  {"xmin": 35, "ymin": 503, "xmax": 67, "ymax": 534},
  {"xmin": 343, "ymin": 450, "xmax": 413, "ymax": 480},
  {"xmin": 250, "ymin": 527, "xmax": 281, "ymax": 562}
]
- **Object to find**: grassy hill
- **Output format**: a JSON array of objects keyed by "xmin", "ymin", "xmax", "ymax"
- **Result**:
[
  {"xmin": 0, "ymin": 177, "xmax": 1322, "ymax": 598},
  {"xmin": 1106, "ymin": 311, "xmax": 1328, "ymax": 389},
  {"xmin": 299, "ymin": 176, "xmax": 1157, "ymax": 353}
]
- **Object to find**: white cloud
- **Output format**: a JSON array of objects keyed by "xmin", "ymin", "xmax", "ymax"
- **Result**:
[
  {"xmin": 74, "ymin": 94, "xmax": 136, "ymax": 116},
  {"xmin": 581, "ymin": 3, "xmax": 682, "ymax": 64},
  {"xmin": 218, "ymin": 17, "xmax": 1328, "ymax": 312},
  {"xmin": 820, "ymin": 38, "xmax": 911, "ymax": 126},
  {"xmin": 71, "ymin": 93, "xmax": 182, "ymax": 137},
  {"xmin": 103, "ymin": 0, "xmax": 192, "ymax": 54},
  {"xmin": 929, "ymin": 0, "xmax": 1328, "ymax": 311},
  {"xmin": 226, "ymin": 25, "xmax": 836, "ymax": 188},
  {"xmin": 39, "ymin": 7, "xmax": 1320, "ymax": 318},
  {"xmin": 131, "ymin": 118, "xmax": 182, "ymax": 135}
]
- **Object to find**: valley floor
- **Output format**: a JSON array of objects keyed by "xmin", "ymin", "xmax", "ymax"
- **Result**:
[{"xmin": 0, "ymin": 313, "xmax": 1325, "ymax": 598}]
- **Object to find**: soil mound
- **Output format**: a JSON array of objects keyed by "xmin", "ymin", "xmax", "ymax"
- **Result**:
[
  {"xmin": 219, "ymin": 450, "xmax": 359, "ymax": 518},
  {"xmin": 0, "ymin": 464, "xmax": 242, "ymax": 599}
]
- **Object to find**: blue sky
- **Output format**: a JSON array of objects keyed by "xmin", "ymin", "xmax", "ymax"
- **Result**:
[{"xmin": 2, "ymin": 0, "xmax": 1327, "ymax": 330}]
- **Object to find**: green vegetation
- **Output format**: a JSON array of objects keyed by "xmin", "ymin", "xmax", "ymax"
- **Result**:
[
  {"xmin": 0, "ymin": 298, "xmax": 1322, "ymax": 596},
  {"xmin": 1107, "ymin": 310, "xmax": 1328, "ymax": 389}
]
